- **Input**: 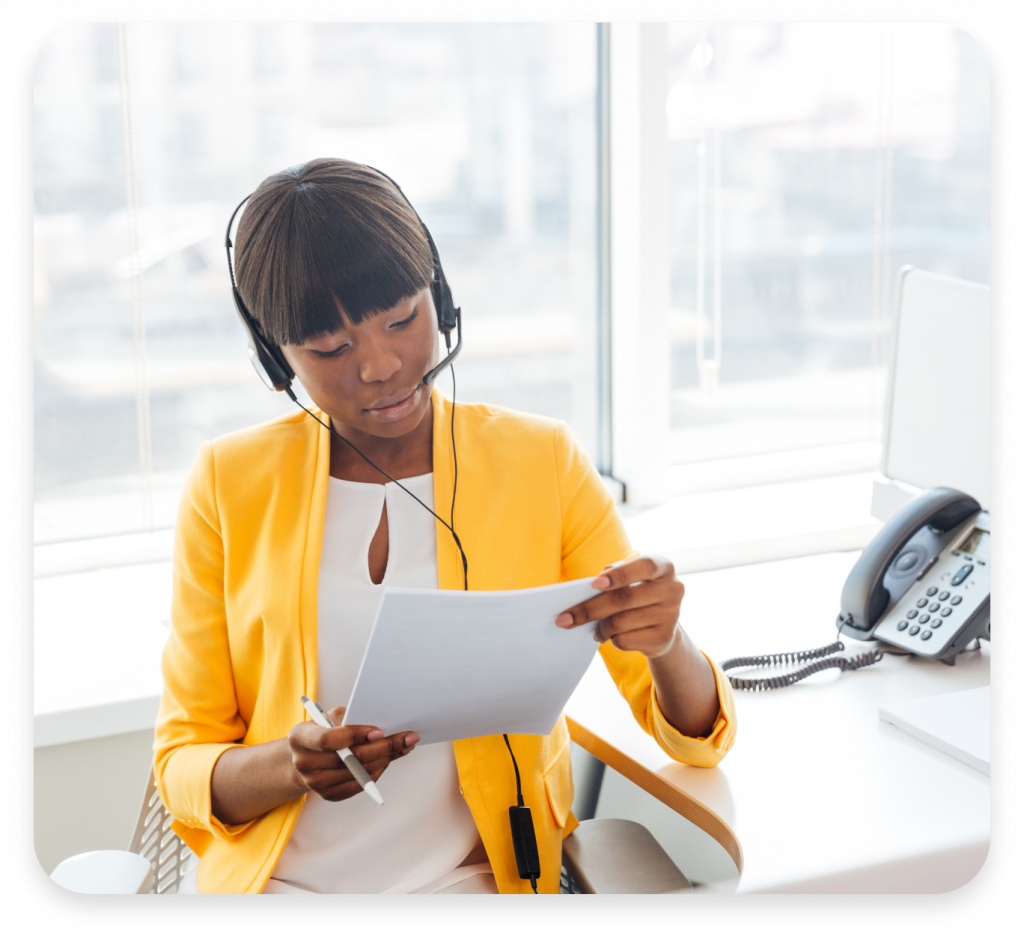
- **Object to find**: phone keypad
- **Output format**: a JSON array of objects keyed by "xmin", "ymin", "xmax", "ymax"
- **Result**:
[
  {"xmin": 872, "ymin": 514, "xmax": 989, "ymax": 657},
  {"xmin": 887, "ymin": 583, "xmax": 974, "ymax": 652},
  {"xmin": 906, "ymin": 595, "xmax": 961, "ymax": 621}
]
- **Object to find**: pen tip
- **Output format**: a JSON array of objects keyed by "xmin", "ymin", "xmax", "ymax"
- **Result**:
[{"xmin": 300, "ymin": 695, "xmax": 310, "ymax": 704}]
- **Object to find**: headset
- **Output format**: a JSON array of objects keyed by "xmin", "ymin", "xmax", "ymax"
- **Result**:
[
  {"xmin": 224, "ymin": 177, "xmax": 463, "ymax": 395},
  {"xmin": 224, "ymin": 169, "xmax": 468, "ymax": 589},
  {"xmin": 224, "ymin": 166, "xmax": 541, "ymax": 893}
]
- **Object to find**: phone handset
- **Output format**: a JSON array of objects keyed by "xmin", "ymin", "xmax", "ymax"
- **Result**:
[
  {"xmin": 836, "ymin": 488, "xmax": 981, "ymax": 640},
  {"xmin": 721, "ymin": 487, "xmax": 983, "ymax": 691}
]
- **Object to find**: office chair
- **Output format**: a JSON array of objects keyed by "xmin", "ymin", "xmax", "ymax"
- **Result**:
[{"xmin": 50, "ymin": 767, "xmax": 691, "ymax": 894}]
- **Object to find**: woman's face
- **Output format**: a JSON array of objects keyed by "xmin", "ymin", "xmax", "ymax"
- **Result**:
[{"xmin": 280, "ymin": 287, "xmax": 440, "ymax": 440}]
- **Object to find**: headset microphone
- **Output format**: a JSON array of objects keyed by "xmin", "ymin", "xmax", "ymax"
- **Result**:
[{"xmin": 225, "ymin": 170, "xmax": 539, "ymax": 894}]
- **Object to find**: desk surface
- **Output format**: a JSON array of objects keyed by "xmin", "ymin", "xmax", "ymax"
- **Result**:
[{"xmin": 566, "ymin": 551, "xmax": 990, "ymax": 893}]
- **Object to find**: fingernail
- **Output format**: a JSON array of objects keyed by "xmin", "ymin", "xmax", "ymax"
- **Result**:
[
  {"xmin": 593, "ymin": 575, "xmax": 611, "ymax": 589},
  {"xmin": 367, "ymin": 730, "xmax": 384, "ymax": 741},
  {"xmin": 405, "ymin": 733, "xmax": 420, "ymax": 747},
  {"xmin": 555, "ymin": 613, "xmax": 573, "ymax": 628}
]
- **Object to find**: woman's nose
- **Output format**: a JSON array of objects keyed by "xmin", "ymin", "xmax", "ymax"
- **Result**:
[{"xmin": 358, "ymin": 347, "xmax": 402, "ymax": 384}]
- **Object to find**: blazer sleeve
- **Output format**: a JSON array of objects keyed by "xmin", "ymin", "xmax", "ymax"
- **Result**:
[
  {"xmin": 153, "ymin": 441, "xmax": 256, "ymax": 840},
  {"xmin": 553, "ymin": 422, "xmax": 737, "ymax": 767}
]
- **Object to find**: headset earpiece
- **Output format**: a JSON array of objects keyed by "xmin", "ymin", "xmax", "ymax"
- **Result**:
[
  {"xmin": 225, "ymin": 196, "xmax": 295, "ymax": 393},
  {"xmin": 231, "ymin": 286, "xmax": 295, "ymax": 392}
]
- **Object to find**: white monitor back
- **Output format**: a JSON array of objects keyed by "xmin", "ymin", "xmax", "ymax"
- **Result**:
[{"xmin": 883, "ymin": 267, "xmax": 990, "ymax": 509}]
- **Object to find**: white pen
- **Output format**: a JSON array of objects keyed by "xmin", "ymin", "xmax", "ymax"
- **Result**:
[{"xmin": 300, "ymin": 695, "xmax": 385, "ymax": 806}]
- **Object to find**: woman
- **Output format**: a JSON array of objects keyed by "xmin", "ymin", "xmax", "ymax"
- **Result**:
[{"xmin": 154, "ymin": 158, "xmax": 736, "ymax": 894}]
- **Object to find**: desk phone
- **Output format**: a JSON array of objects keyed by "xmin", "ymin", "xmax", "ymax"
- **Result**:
[{"xmin": 721, "ymin": 488, "xmax": 991, "ymax": 689}]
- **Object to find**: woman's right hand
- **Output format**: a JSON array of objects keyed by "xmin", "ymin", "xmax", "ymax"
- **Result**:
[{"xmin": 287, "ymin": 706, "xmax": 419, "ymax": 803}]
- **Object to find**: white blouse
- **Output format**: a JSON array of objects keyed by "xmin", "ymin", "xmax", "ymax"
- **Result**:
[{"xmin": 264, "ymin": 472, "xmax": 495, "ymax": 894}]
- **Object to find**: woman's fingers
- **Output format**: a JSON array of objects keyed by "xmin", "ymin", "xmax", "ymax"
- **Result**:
[
  {"xmin": 555, "ymin": 556, "xmax": 682, "ymax": 629},
  {"xmin": 289, "ymin": 718, "xmax": 420, "ymax": 801},
  {"xmin": 594, "ymin": 556, "xmax": 675, "ymax": 591},
  {"xmin": 293, "ymin": 726, "xmax": 418, "ymax": 763},
  {"xmin": 289, "ymin": 719, "xmax": 382, "ymax": 754},
  {"xmin": 290, "ymin": 716, "xmax": 417, "ymax": 790},
  {"xmin": 603, "ymin": 622, "xmax": 678, "ymax": 654},
  {"xmin": 349, "ymin": 730, "xmax": 420, "ymax": 764},
  {"xmin": 593, "ymin": 604, "xmax": 679, "ymax": 641}
]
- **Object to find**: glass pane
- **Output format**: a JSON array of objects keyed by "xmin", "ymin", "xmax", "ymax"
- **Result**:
[
  {"xmin": 666, "ymin": 23, "xmax": 989, "ymax": 464},
  {"xmin": 33, "ymin": 23, "xmax": 598, "ymax": 544}
]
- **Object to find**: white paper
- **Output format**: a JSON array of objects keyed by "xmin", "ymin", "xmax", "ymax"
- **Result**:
[
  {"xmin": 878, "ymin": 686, "xmax": 990, "ymax": 776},
  {"xmin": 342, "ymin": 577, "xmax": 603, "ymax": 745}
]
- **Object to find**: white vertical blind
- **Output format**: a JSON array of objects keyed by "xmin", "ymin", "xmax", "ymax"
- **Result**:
[
  {"xmin": 116, "ymin": 23, "xmax": 154, "ymax": 533},
  {"xmin": 870, "ymin": 27, "xmax": 896, "ymax": 442}
]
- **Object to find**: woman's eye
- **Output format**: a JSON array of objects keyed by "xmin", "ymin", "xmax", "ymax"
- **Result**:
[
  {"xmin": 312, "ymin": 344, "xmax": 348, "ymax": 358},
  {"xmin": 391, "ymin": 311, "xmax": 418, "ymax": 329}
]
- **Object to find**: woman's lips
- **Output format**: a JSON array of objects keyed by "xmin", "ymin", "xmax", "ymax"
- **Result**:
[{"xmin": 365, "ymin": 386, "xmax": 421, "ymax": 422}]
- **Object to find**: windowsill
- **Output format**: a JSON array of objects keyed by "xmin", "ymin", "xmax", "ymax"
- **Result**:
[
  {"xmin": 34, "ymin": 468, "xmax": 885, "ymax": 748},
  {"xmin": 668, "ymin": 439, "xmax": 881, "ymax": 496},
  {"xmin": 34, "ymin": 561, "xmax": 171, "ymax": 747},
  {"xmin": 626, "ymin": 471, "xmax": 882, "ymax": 575}
]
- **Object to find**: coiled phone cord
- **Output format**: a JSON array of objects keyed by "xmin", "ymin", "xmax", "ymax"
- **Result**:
[{"xmin": 719, "ymin": 639, "xmax": 885, "ymax": 692}]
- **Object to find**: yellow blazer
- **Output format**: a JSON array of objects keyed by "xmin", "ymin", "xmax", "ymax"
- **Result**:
[{"xmin": 154, "ymin": 390, "xmax": 737, "ymax": 894}]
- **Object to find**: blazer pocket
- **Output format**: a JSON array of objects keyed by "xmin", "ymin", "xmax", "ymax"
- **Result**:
[{"xmin": 541, "ymin": 735, "xmax": 574, "ymax": 829}]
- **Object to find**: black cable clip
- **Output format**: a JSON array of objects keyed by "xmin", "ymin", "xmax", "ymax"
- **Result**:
[
  {"xmin": 504, "ymin": 733, "xmax": 540, "ymax": 892},
  {"xmin": 509, "ymin": 805, "xmax": 541, "ymax": 883}
]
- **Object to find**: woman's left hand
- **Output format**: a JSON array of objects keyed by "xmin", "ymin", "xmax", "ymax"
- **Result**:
[{"xmin": 554, "ymin": 555, "xmax": 683, "ymax": 658}]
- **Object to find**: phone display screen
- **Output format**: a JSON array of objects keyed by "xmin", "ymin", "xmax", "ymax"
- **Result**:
[{"xmin": 958, "ymin": 528, "xmax": 990, "ymax": 560}]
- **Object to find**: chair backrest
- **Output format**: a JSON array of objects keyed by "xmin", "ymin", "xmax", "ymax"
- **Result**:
[{"xmin": 128, "ymin": 768, "xmax": 193, "ymax": 894}]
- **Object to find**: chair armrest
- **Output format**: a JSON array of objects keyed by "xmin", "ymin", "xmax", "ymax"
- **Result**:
[
  {"xmin": 561, "ymin": 819, "xmax": 692, "ymax": 894},
  {"xmin": 50, "ymin": 850, "xmax": 154, "ymax": 894}
]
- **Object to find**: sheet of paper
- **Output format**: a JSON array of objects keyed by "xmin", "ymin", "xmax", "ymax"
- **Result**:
[
  {"xmin": 342, "ymin": 577, "xmax": 604, "ymax": 745},
  {"xmin": 878, "ymin": 685, "xmax": 990, "ymax": 776}
]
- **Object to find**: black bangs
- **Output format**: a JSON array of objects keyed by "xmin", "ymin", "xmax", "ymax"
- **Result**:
[{"xmin": 234, "ymin": 158, "xmax": 435, "ymax": 346}]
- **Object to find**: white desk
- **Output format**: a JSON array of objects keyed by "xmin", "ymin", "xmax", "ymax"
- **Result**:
[{"xmin": 566, "ymin": 551, "xmax": 990, "ymax": 893}]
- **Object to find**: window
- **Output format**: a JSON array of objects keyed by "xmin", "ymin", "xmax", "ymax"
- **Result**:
[
  {"xmin": 665, "ymin": 23, "xmax": 989, "ymax": 468},
  {"xmin": 33, "ymin": 23, "xmax": 599, "ymax": 545}
]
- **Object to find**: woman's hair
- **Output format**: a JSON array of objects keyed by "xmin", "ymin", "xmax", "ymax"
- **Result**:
[{"xmin": 234, "ymin": 158, "xmax": 435, "ymax": 346}]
